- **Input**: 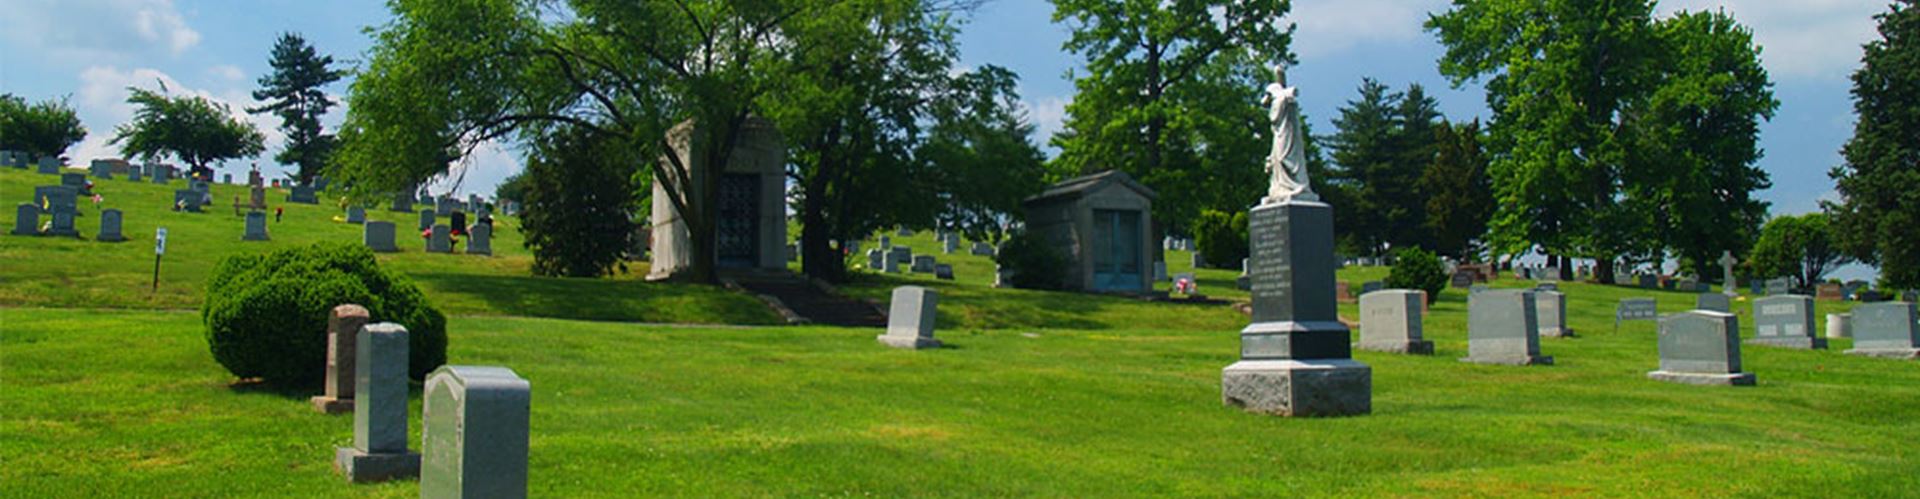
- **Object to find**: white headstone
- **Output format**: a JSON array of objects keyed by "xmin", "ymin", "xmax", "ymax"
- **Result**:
[{"xmin": 879, "ymin": 286, "xmax": 940, "ymax": 349}]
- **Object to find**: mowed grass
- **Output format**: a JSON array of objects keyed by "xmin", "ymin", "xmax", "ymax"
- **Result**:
[
  {"xmin": 5, "ymin": 273, "xmax": 1917, "ymax": 496},
  {"xmin": 0, "ymin": 167, "xmax": 779, "ymax": 325}
]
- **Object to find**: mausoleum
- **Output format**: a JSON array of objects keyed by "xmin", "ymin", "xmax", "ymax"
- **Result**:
[
  {"xmin": 1021, "ymin": 170, "xmax": 1158, "ymax": 293},
  {"xmin": 648, "ymin": 117, "xmax": 788, "ymax": 280}
]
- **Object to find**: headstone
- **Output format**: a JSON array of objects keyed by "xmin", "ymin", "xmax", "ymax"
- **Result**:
[
  {"xmin": 934, "ymin": 264, "xmax": 954, "ymax": 280},
  {"xmin": 943, "ymin": 237, "xmax": 957, "ymax": 255},
  {"xmin": 1718, "ymin": 251, "xmax": 1739, "ymax": 297},
  {"xmin": 1815, "ymin": 283, "xmax": 1843, "ymax": 301},
  {"xmin": 11, "ymin": 203, "xmax": 39, "ymax": 236},
  {"xmin": 1535, "ymin": 290, "xmax": 1572, "ymax": 338},
  {"xmin": 242, "ymin": 211, "xmax": 270, "ymax": 241},
  {"xmin": 1616, "ymin": 298, "xmax": 1659, "ymax": 328},
  {"xmin": 36, "ymin": 156, "xmax": 59, "ymax": 174},
  {"xmin": 96, "ymin": 209, "xmax": 126, "ymax": 242},
  {"xmin": 879, "ymin": 235, "xmax": 891, "ymax": 249},
  {"xmin": 889, "ymin": 246, "xmax": 912, "ymax": 266},
  {"xmin": 466, "ymin": 223, "xmax": 492, "ymax": 255},
  {"xmin": 391, "ymin": 193, "xmax": 413, "ymax": 213},
  {"xmin": 1765, "ymin": 278, "xmax": 1790, "ymax": 296},
  {"xmin": 0, "ymin": 150, "xmax": 22, "ymax": 168},
  {"xmin": 1649, "ymin": 311, "xmax": 1755, "ymax": 386},
  {"xmin": 1451, "ymin": 271, "xmax": 1475, "ymax": 289},
  {"xmin": 1661, "ymin": 277, "xmax": 1677, "ymax": 291},
  {"xmin": 994, "ymin": 265, "xmax": 1013, "ymax": 288},
  {"xmin": 971, "ymin": 241, "xmax": 994, "ymax": 257},
  {"xmin": 437, "ymin": 196, "xmax": 455, "ymax": 216},
  {"xmin": 419, "ymin": 210, "xmax": 436, "ymax": 231},
  {"xmin": 1237, "ymin": 258, "xmax": 1251, "ymax": 291},
  {"xmin": 150, "ymin": 165, "xmax": 170, "ymax": 184},
  {"xmin": 786, "ymin": 242, "xmax": 798, "ymax": 262},
  {"xmin": 1846, "ymin": 302, "xmax": 1920, "ymax": 359},
  {"xmin": 34, "ymin": 185, "xmax": 79, "ymax": 215},
  {"xmin": 173, "ymin": 190, "xmax": 203, "ymax": 212},
  {"xmin": 1221, "ymin": 197, "xmax": 1371, "ymax": 417},
  {"xmin": 1360, "ymin": 281, "xmax": 1384, "ymax": 295},
  {"xmin": 364, "ymin": 221, "xmax": 399, "ymax": 253},
  {"xmin": 427, "ymin": 224, "xmax": 452, "ymax": 253},
  {"xmin": 127, "ymin": 167, "xmax": 142, "ymax": 181},
  {"xmin": 1750, "ymin": 295, "xmax": 1825, "ymax": 349},
  {"xmin": 1540, "ymin": 266, "xmax": 1561, "ymax": 282},
  {"xmin": 1357, "ymin": 290, "xmax": 1433, "ymax": 355},
  {"xmin": 346, "ymin": 206, "xmax": 366, "ymax": 224},
  {"xmin": 1463, "ymin": 289, "xmax": 1553, "ymax": 365},
  {"xmin": 223, "ymin": 173, "xmax": 232, "ymax": 184},
  {"xmin": 1153, "ymin": 261, "xmax": 1168, "ymax": 282},
  {"xmin": 60, "ymin": 172, "xmax": 87, "ymax": 190},
  {"xmin": 311, "ymin": 305, "xmax": 371, "ymax": 414},
  {"xmin": 911, "ymin": 255, "xmax": 936, "ymax": 273},
  {"xmin": 878, "ymin": 286, "xmax": 940, "ymax": 349},
  {"xmin": 90, "ymin": 160, "xmax": 114, "ymax": 179},
  {"xmin": 288, "ymin": 185, "xmax": 318, "ymax": 204},
  {"xmin": 1679, "ymin": 277, "xmax": 1699, "ymax": 293},
  {"xmin": 866, "ymin": 248, "xmax": 884, "ymax": 270},
  {"xmin": 421, "ymin": 365, "xmax": 531, "ymax": 499},
  {"xmin": 884, "ymin": 253, "xmax": 901, "ymax": 273},
  {"xmin": 333, "ymin": 323, "xmax": 421, "ymax": 482},
  {"xmin": 249, "ymin": 185, "xmax": 266, "ymax": 209},
  {"xmin": 1826, "ymin": 313, "xmax": 1852, "ymax": 339},
  {"xmin": 1696, "ymin": 293, "xmax": 1731, "ymax": 313},
  {"xmin": 1638, "ymin": 274, "xmax": 1657, "ymax": 289},
  {"xmin": 1190, "ymin": 252, "xmax": 1205, "ymax": 269}
]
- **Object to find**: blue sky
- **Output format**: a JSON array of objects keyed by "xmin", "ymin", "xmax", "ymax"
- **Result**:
[{"xmin": 0, "ymin": 0, "xmax": 1887, "ymax": 223}]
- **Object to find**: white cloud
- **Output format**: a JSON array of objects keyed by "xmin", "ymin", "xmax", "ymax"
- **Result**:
[
  {"xmin": 1657, "ymin": 0, "xmax": 1880, "ymax": 81},
  {"xmin": 72, "ymin": 66, "xmax": 284, "ymax": 176},
  {"xmin": 0, "ymin": 0, "xmax": 201, "ymax": 61},
  {"xmin": 1025, "ymin": 95, "xmax": 1070, "ymax": 147},
  {"xmin": 1289, "ymin": 0, "xmax": 1449, "ymax": 60},
  {"xmin": 425, "ymin": 140, "xmax": 523, "ymax": 199},
  {"xmin": 210, "ymin": 64, "xmax": 247, "ymax": 81}
]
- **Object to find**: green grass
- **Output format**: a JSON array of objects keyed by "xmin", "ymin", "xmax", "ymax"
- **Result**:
[{"xmin": 0, "ymin": 167, "xmax": 780, "ymax": 325}]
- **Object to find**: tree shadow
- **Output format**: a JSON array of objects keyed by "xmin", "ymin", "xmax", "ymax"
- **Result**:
[{"xmin": 407, "ymin": 272, "xmax": 785, "ymax": 325}]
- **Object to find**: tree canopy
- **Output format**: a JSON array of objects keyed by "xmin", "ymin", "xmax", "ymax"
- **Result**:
[
  {"xmin": 0, "ymin": 94, "xmax": 88, "ymax": 160},
  {"xmin": 249, "ymin": 32, "xmax": 346, "ymax": 184},
  {"xmin": 1827, "ymin": 0, "xmax": 1920, "ymax": 289},
  {"xmin": 1749, "ymin": 213, "xmax": 1850, "ymax": 290},
  {"xmin": 1324, "ymin": 79, "xmax": 1441, "ymax": 256},
  {"xmin": 110, "ymin": 85, "xmax": 266, "ymax": 179}
]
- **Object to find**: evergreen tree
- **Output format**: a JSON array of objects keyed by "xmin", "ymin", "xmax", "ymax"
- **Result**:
[
  {"xmin": 250, "ymin": 33, "xmax": 345, "ymax": 184},
  {"xmin": 1325, "ymin": 79, "xmax": 1441, "ymax": 256},
  {"xmin": 1827, "ymin": 0, "xmax": 1920, "ymax": 289},
  {"xmin": 1420, "ymin": 120, "xmax": 1492, "ymax": 261}
]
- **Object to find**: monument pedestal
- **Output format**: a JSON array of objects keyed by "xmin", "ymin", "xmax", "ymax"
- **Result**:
[
  {"xmin": 1356, "ymin": 339, "xmax": 1434, "ymax": 355},
  {"xmin": 1747, "ymin": 337, "xmax": 1827, "ymax": 350},
  {"xmin": 334, "ymin": 447, "xmax": 420, "ymax": 483},
  {"xmin": 1647, "ymin": 371, "xmax": 1755, "ymax": 386},
  {"xmin": 309, "ymin": 396, "xmax": 353, "ymax": 414},
  {"xmin": 1222, "ymin": 200, "xmax": 1370, "ymax": 418},
  {"xmin": 1461, "ymin": 354, "xmax": 1554, "ymax": 366},
  {"xmin": 1222, "ymin": 359, "xmax": 1372, "ymax": 416},
  {"xmin": 1845, "ymin": 348, "xmax": 1920, "ymax": 359}
]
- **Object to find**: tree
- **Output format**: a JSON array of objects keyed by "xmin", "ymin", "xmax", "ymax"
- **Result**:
[
  {"xmin": 1385, "ymin": 247, "xmax": 1448, "ymax": 304},
  {"xmin": 494, "ymin": 171, "xmax": 529, "ymax": 204},
  {"xmin": 1325, "ymin": 79, "xmax": 1441, "ymax": 256},
  {"xmin": 110, "ymin": 85, "xmax": 266, "ymax": 179},
  {"xmin": 520, "ymin": 127, "xmax": 640, "ymax": 277},
  {"xmin": 0, "ymin": 94, "xmax": 87, "ymax": 159},
  {"xmin": 1192, "ymin": 209, "xmax": 1248, "ymax": 269},
  {"xmin": 1749, "ymin": 213, "xmax": 1850, "ymax": 290},
  {"xmin": 1828, "ymin": 0, "xmax": 1920, "ymax": 289},
  {"xmin": 249, "ymin": 33, "xmax": 346, "ymax": 184},
  {"xmin": 1420, "ymin": 120, "xmax": 1492, "ymax": 261},
  {"xmin": 1048, "ymin": 0, "xmax": 1292, "ymax": 234},
  {"xmin": 922, "ymin": 66, "xmax": 1049, "ymax": 244}
]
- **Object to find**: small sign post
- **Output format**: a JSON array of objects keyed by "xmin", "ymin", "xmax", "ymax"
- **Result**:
[{"xmin": 152, "ymin": 227, "xmax": 168, "ymax": 291}]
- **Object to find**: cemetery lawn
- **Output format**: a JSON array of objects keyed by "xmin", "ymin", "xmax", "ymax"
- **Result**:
[{"xmin": 7, "ymin": 278, "xmax": 1919, "ymax": 496}]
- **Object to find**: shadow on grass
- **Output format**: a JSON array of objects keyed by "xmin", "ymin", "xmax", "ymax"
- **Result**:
[
  {"xmin": 844, "ymin": 273, "xmax": 1153, "ymax": 330},
  {"xmin": 225, "ymin": 378, "xmax": 317, "ymax": 400},
  {"xmin": 407, "ymin": 272, "xmax": 784, "ymax": 325}
]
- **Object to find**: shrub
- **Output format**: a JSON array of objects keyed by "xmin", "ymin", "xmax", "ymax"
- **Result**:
[
  {"xmin": 202, "ymin": 243, "xmax": 447, "ymax": 387},
  {"xmin": 1192, "ymin": 209, "xmax": 1249, "ymax": 269},
  {"xmin": 996, "ymin": 230, "xmax": 1068, "ymax": 290},
  {"xmin": 1385, "ymin": 248, "xmax": 1448, "ymax": 304},
  {"xmin": 521, "ymin": 127, "xmax": 639, "ymax": 277}
]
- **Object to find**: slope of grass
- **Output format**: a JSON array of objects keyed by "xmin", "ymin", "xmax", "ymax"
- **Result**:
[{"xmin": 0, "ymin": 167, "xmax": 780, "ymax": 325}]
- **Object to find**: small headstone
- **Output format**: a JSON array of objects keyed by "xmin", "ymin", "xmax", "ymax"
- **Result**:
[
  {"xmin": 878, "ymin": 286, "xmax": 940, "ymax": 349},
  {"xmin": 11, "ymin": 203, "xmax": 39, "ymax": 236},
  {"xmin": 364, "ymin": 221, "xmax": 399, "ymax": 253},
  {"xmin": 174, "ymin": 190, "xmax": 204, "ymax": 212},
  {"xmin": 427, "ymin": 224, "xmax": 452, "ymax": 253},
  {"xmin": 1190, "ymin": 252, "xmax": 1205, "ymax": 269},
  {"xmin": 1826, "ymin": 313, "xmax": 1852, "ymax": 339},
  {"xmin": 866, "ymin": 248, "xmax": 884, "ymax": 270},
  {"xmin": 466, "ymin": 223, "xmax": 492, "ymax": 255},
  {"xmin": 1153, "ymin": 261, "xmax": 1168, "ymax": 282},
  {"xmin": 150, "ymin": 165, "xmax": 170, "ymax": 184},
  {"xmin": 346, "ymin": 206, "xmax": 366, "ymax": 224},
  {"xmin": 911, "ymin": 255, "xmax": 936, "ymax": 273},
  {"xmin": 1540, "ymin": 266, "xmax": 1561, "ymax": 282},
  {"xmin": 127, "ymin": 167, "xmax": 142, "ymax": 181},
  {"xmin": 786, "ymin": 242, "xmax": 798, "ymax": 262},
  {"xmin": 934, "ymin": 264, "xmax": 954, "ymax": 280},
  {"xmin": 884, "ymin": 254, "xmax": 901, "ymax": 273},
  {"xmin": 311, "ymin": 305, "xmax": 371, "ymax": 414},
  {"xmin": 889, "ymin": 246, "xmax": 912, "ymax": 266},
  {"xmin": 971, "ymin": 241, "xmax": 994, "ymax": 256},
  {"xmin": 994, "ymin": 265, "xmax": 1015, "ymax": 288},
  {"xmin": 943, "ymin": 237, "xmax": 957, "ymax": 255},
  {"xmin": 1750, "ymin": 295, "xmax": 1825, "ymax": 350},
  {"xmin": 879, "ymin": 235, "xmax": 892, "ymax": 250},
  {"xmin": 90, "ymin": 160, "xmax": 114, "ymax": 179},
  {"xmin": 96, "ymin": 209, "xmax": 126, "ymax": 242},
  {"xmin": 333, "ymin": 323, "xmax": 421, "ymax": 482},
  {"xmin": 60, "ymin": 172, "xmax": 87, "ymax": 190},
  {"xmin": 1616, "ymin": 298, "xmax": 1659, "ymax": 328},
  {"xmin": 1765, "ymin": 278, "xmax": 1790, "ymax": 296},
  {"xmin": 1679, "ymin": 277, "xmax": 1699, "ymax": 293},
  {"xmin": 1638, "ymin": 274, "xmax": 1657, "ymax": 289},
  {"xmin": 36, "ymin": 156, "xmax": 59, "ymax": 174},
  {"xmin": 1696, "ymin": 293, "xmax": 1731, "ymax": 313},
  {"xmin": 421, "ymin": 366, "xmax": 531, "ymax": 499},
  {"xmin": 1648, "ymin": 310, "xmax": 1755, "ymax": 386},
  {"xmin": 1815, "ymin": 283, "xmax": 1843, "ymax": 301},
  {"xmin": 1463, "ymin": 289, "xmax": 1552, "ymax": 365},
  {"xmin": 288, "ymin": 185, "xmax": 318, "ymax": 204},
  {"xmin": 242, "ymin": 211, "xmax": 270, "ymax": 241},
  {"xmin": 1357, "ymin": 290, "xmax": 1434, "ymax": 355},
  {"xmin": 1360, "ymin": 281, "xmax": 1384, "ymax": 295},
  {"xmin": 1535, "ymin": 290, "xmax": 1573, "ymax": 338},
  {"xmin": 419, "ymin": 210, "xmax": 436, "ymax": 231},
  {"xmin": 1451, "ymin": 271, "xmax": 1475, "ymax": 289},
  {"xmin": 1845, "ymin": 302, "xmax": 1920, "ymax": 359},
  {"xmin": 34, "ymin": 185, "xmax": 79, "ymax": 215},
  {"xmin": 391, "ymin": 193, "xmax": 413, "ymax": 213},
  {"xmin": 222, "ymin": 173, "xmax": 232, "ymax": 184}
]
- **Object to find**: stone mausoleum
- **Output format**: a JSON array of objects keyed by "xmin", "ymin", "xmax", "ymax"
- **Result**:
[
  {"xmin": 648, "ymin": 117, "xmax": 788, "ymax": 280},
  {"xmin": 1022, "ymin": 170, "xmax": 1158, "ymax": 293}
]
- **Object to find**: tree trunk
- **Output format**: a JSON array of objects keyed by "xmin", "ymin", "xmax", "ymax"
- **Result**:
[
  {"xmin": 1596, "ymin": 258, "xmax": 1616, "ymax": 285},
  {"xmin": 800, "ymin": 159, "xmax": 844, "ymax": 283}
]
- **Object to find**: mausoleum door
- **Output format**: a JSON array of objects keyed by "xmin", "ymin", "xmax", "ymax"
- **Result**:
[
  {"xmin": 1092, "ymin": 209, "xmax": 1144, "ymax": 291},
  {"xmin": 716, "ymin": 174, "xmax": 760, "ymax": 268}
]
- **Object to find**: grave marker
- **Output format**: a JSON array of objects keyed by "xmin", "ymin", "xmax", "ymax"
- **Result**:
[
  {"xmin": 346, "ymin": 206, "xmax": 366, "ymax": 224},
  {"xmin": 364, "ymin": 221, "xmax": 399, "ymax": 253},
  {"xmin": 333, "ymin": 323, "xmax": 420, "ymax": 482},
  {"xmin": 427, "ymin": 224, "xmax": 452, "ymax": 253},
  {"xmin": 1750, "ymin": 295, "xmax": 1825, "ymax": 350},
  {"xmin": 1846, "ymin": 302, "xmax": 1920, "ymax": 359},
  {"xmin": 466, "ymin": 223, "xmax": 492, "ymax": 255},
  {"xmin": 911, "ymin": 255, "xmax": 936, "ymax": 273},
  {"xmin": 934, "ymin": 264, "xmax": 954, "ymax": 280},
  {"xmin": 422, "ymin": 366, "xmax": 531, "ymax": 499},
  {"xmin": 1463, "ymin": 289, "xmax": 1553, "ymax": 365},
  {"xmin": 878, "ymin": 286, "xmax": 941, "ymax": 349},
  {"xmin": 1718, "ymin": 251, "xmax": 1739, "ymax": 297},
  {"xmin": 96, "ymin": 209, "xmax": 126, "ymax": 242},
  {"xmin": 1649, "ymin": 310, "xmax": 1755, "ymax": 386},
  {"xmin": 1357, "ymin": 290, "xmax": 1433, "ymax": 355},
  {"xmin": 311, "ymin": 305, "xmax": 370, "ymax": 414},
  {"xmin": 419, "ymin": 209, "xmax": 435, "ymax": 231},
  {"xmin": 1826, "ymin": 313, "xmax": 1852, "ymax": 339},
  {"xmin": 1765, "ymin": 278, "xmax": 1790, "ymax": 296},
  {"xmin": 11, "ymin": 203, "xmax": 39, "ymax": 235},
  {"xmin": 1696, "ymin": 293, "xmax": 1731, "ymax": 314},
  {"xmin": 1536, "ymin": 289, "xmax": 1573, "ymax": 338},
  {"xmin": 242, "ymin": 211, "xmax": 270, "ymax": 241}
]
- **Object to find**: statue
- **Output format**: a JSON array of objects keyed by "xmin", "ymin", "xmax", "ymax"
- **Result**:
[{"xmin": 1261, "ymin": 63, "xmax": 1316, "ymax": 203}]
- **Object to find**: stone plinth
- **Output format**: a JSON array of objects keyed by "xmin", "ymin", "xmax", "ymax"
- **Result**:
[
  {"xmin": 311, "ymin": 305, "xmax": 370, "ymax": 414},
  {"xmin": 423, "ymin": 366, "xmax": 531, "ymax": 499},
  {"xmin": 1750, "ymin": 295, "xmax": 1825, "ymax": 350},
  {"xmin": 878, "ymin": 286, "xmax": 940, "ymax": 349},
  {"xmin": 1463, "ymin": 289, "xmax": 1553, "ymax": 365},
  {"xmin": 1222, "ymin": 359, "xmax": 1372, "ymax": 417},
  {"xmin": 334, "ymin": 323, "xmax": 420, "ymax": 482},
  {"xmin": 1649, "ymin": 310, "xmax": 1755, "ymax": 386},
  {"xmin": 1356, "ymin": 290, "xmax": 1433, "ymax": 355},
  {"xmin": 1847, "ymin": 302, "xmax": 1920, "ymax": 359},
  {"xmin": 1223, "ymin": 200, "xmax": 1370, "ymax": 417}
]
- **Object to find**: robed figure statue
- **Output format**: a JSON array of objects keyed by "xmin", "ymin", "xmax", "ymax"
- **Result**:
[{"xmin": 1261, "ymin": 63, "xmax": 1316, "ymax": 203}]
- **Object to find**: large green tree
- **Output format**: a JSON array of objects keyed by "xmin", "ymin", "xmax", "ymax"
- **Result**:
[
  {"xmin": 1325, "ymin": 79, "xmax": 1441, "ymax": 256},
  {"xmin": 110, "ymin": 85, "xmax": 266, "ymax": 179},
  {"xmin": 1048, "ymin": 0, "xmax": 1292, "ymax": 234},
  {"xmin": 0, "ymin": 94, "xmax": 87, "ymax": 160},
  {"xmin": 1749, "ymin": 213, "xmax": 1850, "ymax": 290},
  {"xmin": 1419, "ymin": 119, "xmax": 1492, "ymax": 261},
  {"xmin": 249, "ymin": 32, "xmax": 346, "ymax": 184},
  {"xmin": 520, "ymin": 127, "xmax": 641, "ymax": 277},
  {"xmin": 1827, "ymin": 0, "xmax": 1920, "ymax": 289},
  {"xmin": 920, "ymin": 66, "xmax": 1048, "ymax": 244}
]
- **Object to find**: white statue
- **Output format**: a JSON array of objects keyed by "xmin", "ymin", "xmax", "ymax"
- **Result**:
[{"xmin": 1261, "ymin": 63, "xmax": 1316, "ymax": 203}]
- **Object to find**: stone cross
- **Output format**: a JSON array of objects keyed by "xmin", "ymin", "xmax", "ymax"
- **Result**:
[
  {"xmin": 311, "ymin": 305, "xmax": 371, "ymax": 414},
  {"xmin": 422, "ymin": 365, "xmax": 531, "ymax": 499},
  {"xmin": 878, "ymin": 286, "xmax": 941, "ymax": 349},
  {"xmin": 1718, "ymin": 251, "xmax": 1738, "ymax": 297},
  {"xmin": 333, "ymin": 323, "xmax": 420, "ymax": 482}
]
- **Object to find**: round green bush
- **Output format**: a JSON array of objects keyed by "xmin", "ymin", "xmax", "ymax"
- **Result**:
[
  {"xmin": 996, "ymin": 230, "xmax": 1069, "ymax": 290},
  {"xmin": 1385, "ymin": 248, "xmax": 1448, "ymax": 304},
  {"xmin": 203, "ymin": 243, "xmax": 447, "ymax": 387},
  {"xmin": 1192, "ymin": 209, "xmax": 1249, "ymax": 270}
]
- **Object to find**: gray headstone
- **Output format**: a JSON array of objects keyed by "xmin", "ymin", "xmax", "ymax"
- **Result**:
[
  {"xmin": 971, "ymin": 241, "xmax": 995, "ymax": 256},
  {"xmin": 879, "ymin": 235, "xmax": 891, "ymax": 249},
  {"xmin": 1190, "ymin": 252, "xmax": 1205, "ymax": 269},
  {"xmin": 1765, "ymin": 278, "xmax": 1791, "ymax": 296},
  {"xmin": 1154, "ymin": 261, "xmax": 1168, "ymax": 282},
  {"xmin": 427, "ymin": 224, "xmax": 452, "ymax": 253},
  {"xmin": 1846, "ymin": 302, "xmax": 1920, "ymax": 359},
  {"xmin": 173, "ymin": 190, "xmax": 203, "ymax": 212},
  {"xmin": 34, "ymin": 185, "xmax": 79, "ymax": 215},
  {"xmin": 150, "ymin": 165, "xmax": 170, "ymax": 184},
  {"xmin": 1540, "ymin": 266, "xmax": 1561, "ymax": 282},
  {"xmin": 1617, "ymin": 298, "xmax": 1659, "ymax": 324},
  {"xmin": 127, "ymin": 167, "xmax": 142, "ymax": 181},
  {"xmin": 890, "ymin": 246, "xmax": 912, "ymax": 265},
  {"xmin": 911, "ymin": 255, "xmax": 936, "ymax": 273},
  {"xmin": 943, "ymin": 237, "xmax": 957, "ymax": 255},
  {"xmin": 36, "ymin": 156, "xmax": 59, "ymax": 174},
  {"xmin": 1451, "ymin": 271, "xmax": 1476, "ymax": 289},
  {"xmin": 1360, "ymin": 281, "xmax": 1384, "ymax": 295},
  {"xmin": 11, "ymin": 203, "xmax": 39, "ymax": 236},
  {"xmin": 311, "ymin": 305, "xmax": 370, "ymax": 414},
  {"xmin": 1696, "ymin": 293, "xmax": 1731, "ymax": 313},
  {"xmin": 1638, "ymin": 274, "xmax": 1657, "ymax": 289},
  {"xmin": 934, "ymin": 264, "xmax": 954, "ymax": 280},
  {"xmin": 242, "ymin": 211, "xmax": 269, "ymax": 241},
  {"xmin": 883, "ymin": 253, "xmax": 901, "ymax": 273},
  {"xmin": 1535, "ymin": 290, "xmax": 1572, "ymax": 338},
  {"xmin": 878, "ymin": 286, "xmax": 940, "ymax": 349},
  {"xmin": 1357, "ymin": 290, "xmax": 1433, "ymax": 354},
  {"xmin": 419, "ymin": 210, "xmax": 435, "ymax": 231},
  {"xmin": 346, "ymin": 206, "xmax": 366, "ymax": 224},
  {"xmin": 1750, "ymin": 295, "xmax": 1825, "ymax": 349},
  {"xmin": 60, "ymin": 172, "xmax": 86, "ymax": 190},
  {"xmin": 866, "ymin": 248, "xmax": 884, "ymax": 270},
  {"xmin": 334, "ymin": 322, "xmax": 420, "ymax": 482},
  {"xmin": 364, "ymin": 221, "xmax": 399, "ymax": 253},
  {"xmin": 786, "ymin": 242, "xmax": 798, "ymax": 262},
  {"xmin": 1223, "ymin": 200, "xmax": 1370, "ymax": 417},
  {"xmin": 391, "ymin": 193, "xmax": 413, "ymax": 213},
  {"xmin": 422, "ymin": 365, "xmax": 531, "ymax": 499},
  {"xmin": 1827, "ymin": 313, "xmax": 1853, "ymax": 339},
  {"xmin": 96, "ymin": 209, "xmax": 126, "ymax": 242},
  {"xmin": 1649, "ymin": 310, "xmax": 1755, "ymax": 385},
  {"xmin": 288, "ymin": 185, "xmax": 318, "ymax": 204},
  {"xmin": 436, "ymin": 196, "xmax": 455, "ymax": 215},
  {"xmin": 1463, "ymin": 289, "xmax": 1552, "ymax": 365},
  {"xmin": 466, "ymin": 223, "xmax": 492, "ymax": 255},
  {"xmin": 90, "ymin": 160, "xmax": 114, "ymax": 179}
]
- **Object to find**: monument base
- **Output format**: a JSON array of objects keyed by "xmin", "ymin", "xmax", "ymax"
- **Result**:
[
  {"xmin": 1355, "ymin": 340, "xmax": 1434, "ymax": 355},
  {"xmin": 1542, "ymin": 328, "xmax": 1576, "ymax": 338},
  {"xmin": 1460, "ymin": 355, "xmax": 1554, "ymax": 366},
  {"xmin": 1747, "ymin": 337, "xmax": 1828, "ymax": 350},
  {"xmin": 877, "ymin": 335, "xmax": 941, "ymax": 350},
  {"xmin": 1648, "ymin": 370, "xmax": 1755, "ymax": 386},
  {"xmin": 1844, "ymin": 347, "xmax": 1920, "ymax": 360},
  {"xmin": 334, "ymin": 447, "xmax": 420, "ymax": 483},
  {"xmin": 1221, "ymin": 359, "xmax": 1371, "ymax": 417},
  {"xmin": 309, "ymin": 396, "xmax": 353, "ymax": 415}
]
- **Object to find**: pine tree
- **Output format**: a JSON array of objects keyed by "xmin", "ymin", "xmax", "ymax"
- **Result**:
[
  {"xmin": 249, "ymin": 33, "xmax": 344, "ymax": 184},
  {"xmin": 1827, "ymin": 0, "xmax": 1920, "ymax": 289}
]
